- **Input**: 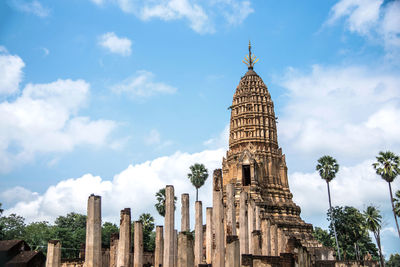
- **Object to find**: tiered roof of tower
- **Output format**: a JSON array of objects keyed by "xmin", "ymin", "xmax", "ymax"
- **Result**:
[{"xmin": 222, "ymin": 42, "xmax": 320, "ymax": 248}]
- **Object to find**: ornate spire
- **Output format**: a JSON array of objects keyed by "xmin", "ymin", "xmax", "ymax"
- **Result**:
[{"xmin": 242, "ymin": 41, "xmax": 259, "ymax": 70}]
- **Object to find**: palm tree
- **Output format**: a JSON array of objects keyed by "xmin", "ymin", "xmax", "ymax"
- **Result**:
[
  {"xmin": 188, "ymin": 163, "xmax": 209, "ymax": 201},
  {"xmin": 394, "ymin": 190, "xmax": 400, "ymax": 218},
  {"xmin": 372, "ymin": 151, "xmax": 400, "ymax": 238},
  {"xmin": 364, "ymin": 206, "xmax": 384, "ymax": 267},
  {"xmin": 154, "ymin": 188, "xmax": 177, "ymax": 217},
  {"xmin": 316, "ymin": 155, "xmax": 341, "ymax": 260}
]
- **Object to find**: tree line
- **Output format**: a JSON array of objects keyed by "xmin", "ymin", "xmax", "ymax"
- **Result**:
[{"xmin": 314, "ymin": 151, "xmax": 400, "ymax": 266}]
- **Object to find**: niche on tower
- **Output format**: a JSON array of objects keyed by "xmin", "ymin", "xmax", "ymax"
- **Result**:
[
  {"xmin": 238, "ymin": 149, "xmax": 256, "ymax": 187},
  {"xmin": 242, "ymin": 165, "xmax": 251, "ymax": 186}
]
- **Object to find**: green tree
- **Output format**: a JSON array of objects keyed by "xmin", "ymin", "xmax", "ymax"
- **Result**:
[
  {"xmin": 393, "ymin": 190, "xmax": 400, "ymax": 218},
  {"xmin": 386, "ymin": 253, "xmax": 400, "ymax": 267},
  {"xmin": 373, "ymin": 151, "xmax": 400, "ymax": 238},
  {"xmin": 155, "ymin": 188, "xmax": 177, "ymax": 217},
  {"xmin": 188, "ymin": 163, "xmax": 209, "ymax": 201},
  {"xmin": 53, "ymin": 212, "xmax": 87, "ymax": 258},
  {"xmin": 0, "ymin": 213, "xmax": 26, "ymax": 240},
  {"xmin": 316, "ymin": 155, "xmax": 341, "ymax": 260},
  {"xmin": 313, "ymin": 227, "xmax": 334, "ymax": 248},
  {"xmin": 364, "ymin": 206, "xmax": 384, "ymax": 267},
  {"xmin": 138, "ymin": 213, "xmax": 155, "ymax": 252},
  {"xmin": 329, "ymin": 206, "xmax": 378, "ymax": 261},
  {"xmin": 23, "ymin": 221, "xmax": 53, "ymax": 253},
  {"xmin": 102, "ymin": 222, "xmax": 119, "ymax": 248}
]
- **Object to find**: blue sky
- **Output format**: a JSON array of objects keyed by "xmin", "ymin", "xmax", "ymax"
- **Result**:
[{"xmin": 1, "ymin": 0, "xmax": 400, "ymax": 258}]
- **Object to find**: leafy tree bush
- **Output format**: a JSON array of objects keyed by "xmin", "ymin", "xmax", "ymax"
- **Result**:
[
  {"xmin": 328, "ymin": 206, "xmax": 379, "ymax": 261},
  {"xmin": 53, "ymin": 212, "xmax": 87, "ymax": 259},
  {"xmin": 387, "ymin": 253, "xmax": 400, "ymax": 267},
  {"xmin": 102, "ymin": 222, "xmax": 119, "ymax": 248},
  {"xmin": 0, "ymin": 213, "xmax": 26, "ymax": 240},
  {"xmin": 313, "ymin": 227, "xmax": 334, "ymax": 248}
]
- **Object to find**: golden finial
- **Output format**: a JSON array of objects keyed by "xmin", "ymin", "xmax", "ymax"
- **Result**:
[{"xmin": 242, "ymin": 40, "xmax": 259, "ymax": 69}]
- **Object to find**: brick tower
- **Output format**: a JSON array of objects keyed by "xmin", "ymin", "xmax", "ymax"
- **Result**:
[{"xmin": 222, "ymin": 42, "xmax": 319, "ymax": 247}]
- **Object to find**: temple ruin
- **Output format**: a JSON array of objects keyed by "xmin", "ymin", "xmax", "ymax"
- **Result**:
[{"xmin": 45, "ymin": 44, "xmax": 379, "ymax": 267}]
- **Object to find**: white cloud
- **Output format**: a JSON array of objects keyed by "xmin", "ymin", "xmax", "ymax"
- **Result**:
[
  {"xmin": 0, "ymin": 49, "xmax": 117, "ymax": 172},
  {"xmin": 0, "ymin": 186, "xmax": 39, "ymax": 207},
  {"xmin": 112, "ymin": 70, "xmax": 177, "ymax": 98},
  {"xmin": 0, "ymin": 78, "xmax": 117, "ymax": 172},
  {"xmin": 98, "ymin": 32, "xmax": 132, "ymax": 56},
  {"xmin": 278, "ymin": 64, "xmax": 400, "ymax": 163},
  {"xmin": 141, "ymin": 0, "xmax": 213, "ymax": 34},
  {"xmin": 41, "ymin": 47, "xmax": 49, "ymax": 56},
  {"xmin": 290, "ymin": 159, "xmax": 399, "ymax": 217},
  {"xmin": 90, "ymin": 0, "xmax": 253, "ymax": 34},
  {"xmin": 2, "ymin": 148, "xmax": 225, "ymax": 226},
  {"xmin": 90, "ymin": 0, "xmax": 104, "ymax": 5},
  {"xmin": 203, "ymin": 124, "xmax": 229, "ymax": 149},
  {"xmin": 9, "ymin": 0, "xmax": 50, "ymax": 17},
  {"xmin": 326, "ymin": 0, "xmax": 400, "ymax": 54},
  {"xmin": 216, "ymin": 0, "xmax": 254, "ymax": 26},
  {"xmin": 145, "ymin": 129, "xmax": 161, "ymax": 145},
  {"xmin": 0, "ymin": 48, "xmax": 25, "ymax": 96}
]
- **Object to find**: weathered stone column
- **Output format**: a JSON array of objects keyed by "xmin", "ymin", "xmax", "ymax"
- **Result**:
[
  {"xmin": 261, "ymin": 219, "xmax": 271, "ymax": 256},
  {"xmin": 85, "ymin": 194, "xmax": 102, "ymax": 267},
  {"xmin": 163, "ymin": 185, "xmax": 175, "ymax": 267},
  {"xmin": 251, "ymin": 231, "xmax": 261, "ymax": 255},
  {"xmin": 46, "ymin": 240, "xmax": 61, "ymax": 267},
  {"xmin": 277, "ymin": 228, "xmax": 287, "ymax": 254},
  {"xmin": 270, "ymin": 224, "xmax": 278, "ymax": 256},
  {"xmin": 205, "ymin": 207, "xmax": 213, "ymax": 264},
  {"xmin": 134, "ymin": 221, "xmax": 143, "ymax": 267},
  {"xmin": 248, "ymin": 199, "xmax": 255, "ymax": 254},
  {"xmin": 181, "ymin": 193, "xmax": 190, "ymax": 232},
  {"xmin": 174, "ymin": 230, "xmax": 178, "ymax": 267},
  {"xmin": 226, "ymin": 183, "xmax": 236, "ymax": 236},
  {"xmin": 226, "ymin": 236, "xmax": 240, "ymax": 267},
  {"xmin": 195, "ymin": 201, "xmax": 203, "ymax": 266},
  {"xmin": 110, "ymin": 233, "xmax": 119, "ymax": 267},
  {"xmin": 177, "ymin": 232, "xmax": 194, "ymax": 267},
  {"xmin": 212, "ymin": 169, "xmax": 225, "ymax": 267},
  {"xmin": 117, "ymin": 208, "xmax": 131, "ymax": 267},
  {"xmin": 155, "ymin": 226, "xmax": 164, "ymax": 267},
  {"xmin": 255, "ymin": 206, "xmax": 261, "ymax": 231},
  {"xmin": 239, "ymin": 190, "xmax": 249, "ymax": 260}
]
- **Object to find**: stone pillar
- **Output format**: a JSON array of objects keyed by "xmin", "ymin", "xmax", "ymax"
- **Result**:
[
  {"xmin": 251, "ymin": 231, "xmax": 261, "ymax": 255},
  {"xmin": 134, "ymin": 221, "xmax": 143, "ymax": 267},
  {"xmin": 177, "ymin": 232, "xmax": 194, "ymax": 267},
  {"xmin": 110, "ymin": 233, "xmax": 119, "ymax": 267},
  {"xmin": 226, "ymin": 183, "xmax": 236, "ymax": 236},
  {"xmin": 277, "ymin": 229, "xmax": 287, "ymax": 254},
  {"xmin": 205, "ymin": 207, "xmax": 213, "ymax": 264},
  {"xmin": 174, "ymin": 230, "xmax": 178, "ymax": 267},
  {"xmin": 270, "ymin": 224, "xmax": 278, "ymax": 256},
  {"xmin": 255, "ymin": 206, "xmax": 261, "ymax": 231},
  {"xmin": 155, "ymin": 226, "xmax": 164, "ymax": 267},
  {"xmin": 239, "ymin": 190, "xmax": 249, "ymax": 260},
  {"xmin": 226, "ymin": 236, "xmax": 240, "ymax": 267},
  {"xmin": 164, "ymin": 185, "xmax": 175, "ymax": 267},
  {"xmin": 248, "ymin": 199, "xmax": 255, "ymax": 254},
  {"xmin": 261, "ymin": 219, "xmax": 271, "ymax": 256},
  {"xmin": 46, "ymin": 240, "xmax": 61, "ymax": 267},
  {"xmin": 195, "ymin": 201, "xmax": 203, "ymax": 266},
  {"xmin": 181, "ymin": 193, "xmax": 190, "ymax": 232},
  {"xmin": 117, "ymin": 208, "xmax": 131, "ymax": 267},
  {"xmin": 212, "ymin": 169, "xmax": 225, "ymax": 267},
  {"xmin": 85, "ymin": 194, "xmax": 102, "ymax": 267}
]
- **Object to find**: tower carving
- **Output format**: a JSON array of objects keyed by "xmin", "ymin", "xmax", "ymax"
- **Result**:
[{"xmin": 222, "ymin": 42, "xmax": 319, "ymax": 246}]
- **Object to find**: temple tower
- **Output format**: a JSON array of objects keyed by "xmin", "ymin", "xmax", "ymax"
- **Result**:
[{"xmin": 222, "ymin": 42, "xmax": 317, "ymax": 244}]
